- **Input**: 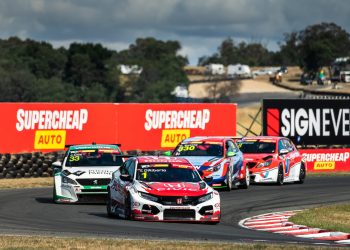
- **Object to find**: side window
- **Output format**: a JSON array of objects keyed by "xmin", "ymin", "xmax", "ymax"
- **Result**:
[
  {"xmin": 120, "ymin": 160, "xmax": 130, "ymax": 175},
  {"xmin": 128, "ymin": 160, "xmax": 136, "ymax": 178},
  {"xmin": 278, "ymin": 140, "xmax": 285, "ymax": 152},
  {"xmin": 226, "ymin": 140, "xmax": 236, "ymax": 153},
  {"xmin": 283, "ymin": 139, "xmax": 294, "ymax": 152}
]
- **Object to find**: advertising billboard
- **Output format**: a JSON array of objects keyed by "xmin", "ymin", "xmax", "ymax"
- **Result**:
[
  {"xmin": 0, "ymin": 103, "xmax": 236, "ymax": 153},
  {"xmin": 300, "ymin": 148, "xmax": 350, "ymax": 172},
  {"xmin": 263, "ymin": 99, "xmax": 350, "ymax": 145}
]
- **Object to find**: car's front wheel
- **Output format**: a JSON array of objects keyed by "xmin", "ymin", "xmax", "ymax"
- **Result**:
[{"xmin": 277, "ymin": 165, "xmax": 284, "ymax": 185}]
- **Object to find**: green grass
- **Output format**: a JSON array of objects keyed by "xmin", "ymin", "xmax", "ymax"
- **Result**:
[
  {"xmin": 307, "ymin": 172, "xmax": 350, "ymax": 177},
  {"xmin": 290, "ymin": 203, "xmax": 350, "ymax": 233},
  {"xmin": 0, "ymin": 235, "xmax": 344, "ymax": 250}
]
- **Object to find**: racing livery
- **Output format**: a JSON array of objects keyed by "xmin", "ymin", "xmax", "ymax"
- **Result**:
[
  {"xmin": 53, "ymin": 143, "xmax": 124, "ymax": 203},
  {"xmin": 237, "ymin": 136, "xmax": 306, "ymax": 184},
  {"xmin": 107, "ymin": 156, "xmax": 220, "ymax": 223},
  {"xmin": 171, "ymin": 136, "xmax": 249, "ymax": 190}
]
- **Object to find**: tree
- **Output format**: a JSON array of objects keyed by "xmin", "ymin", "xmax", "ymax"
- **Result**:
[
  {"xmin": 290, "ymin": 23, "xmax": 350, "ymax": 72},
  {"xmin": 123, "ymin": 38, "xmax": 189, "ymax": 102}
]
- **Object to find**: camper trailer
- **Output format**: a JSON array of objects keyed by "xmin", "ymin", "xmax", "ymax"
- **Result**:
[
  {"xmin": 205, "ymin": 64, "xmax": 225, "ymax": 75},
  {"xmin": 227, "ymin": 64, "xmax": 252, "ymax": 78}
]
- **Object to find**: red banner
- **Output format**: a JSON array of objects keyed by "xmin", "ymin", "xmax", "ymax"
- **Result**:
[
  {"xmin": 299, "ymin": 148, "xmax": 350, "ymax": 172},
  {"xmin": 0, "ymin": 103, "xmax": 236, "ymax": 153}
]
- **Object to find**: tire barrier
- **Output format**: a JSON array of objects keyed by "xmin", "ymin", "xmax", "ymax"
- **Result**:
[{"xmin": 0, "ymin": 152, "xmax": 64, "ymax": 179}]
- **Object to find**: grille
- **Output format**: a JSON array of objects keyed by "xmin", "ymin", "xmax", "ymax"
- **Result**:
[
  {"xmin": 76, "ymin": 178, "xmax": 110, "ymax": 186},
  {"xmin": 163, "ymin": 209, "xmax": 195, "ymax": 220},
  {"xmin": 81, "ymin": 189, "xmax": 107, "ymax": 193},
  {"xmin": 246, "ymin": 162, "xmax": 257, "ymax": 169},
  {"xmin": 158, "ymin": 196, "xmax": 199, "ymax": 206}
]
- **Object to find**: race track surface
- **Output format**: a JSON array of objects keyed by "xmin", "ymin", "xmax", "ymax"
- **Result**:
[{"xmin": 0, "ymin": 176, "xmax": 349, "ymax": 244}]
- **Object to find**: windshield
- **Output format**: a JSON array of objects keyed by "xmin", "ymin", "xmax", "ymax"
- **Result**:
[
  {"xmin": 136, "ymin": 164, "xmax": 201, "ymax": 182},
  {"xmin": 238, "ymin": 141, "xmax": 276, "ymax": 154},
  {"xmin": 65, "ymin": 149, "xmax": 123, "ymax": 167},
  {"xmin": 173, "ymin": 143, "xmax": 223, "ymax": 157}
]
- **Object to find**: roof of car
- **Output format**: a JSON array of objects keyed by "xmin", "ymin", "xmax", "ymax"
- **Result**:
[
  {"xmin": 68, "ymin": 144, "xmax": 121, "ymax": 151},
  {"xmin": 241, "ymin": 136, "xmax": 285, "ymax": 142},
  {"xmin": 136, "ymin": 156, "xmax": 192, "ymax": 165},
  {"xmin": 181, "ymin": 136, "xmax": 240, "ymax": 144}
]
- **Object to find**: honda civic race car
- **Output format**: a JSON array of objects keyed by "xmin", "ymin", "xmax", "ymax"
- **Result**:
[
  {"xmin": 53, "ymin": 143, "xmax": 125, "ymax": 203},
  {"xmin": 237, "ymin": 136, "xmax": 306, "ymax": 185},
  {"xmin": 107, "ymin": 156, "xmax": 220, "ymax": 223},
  {"xmin": 171, "ymin": 136, "xmax": 249, "ymax": 190}
]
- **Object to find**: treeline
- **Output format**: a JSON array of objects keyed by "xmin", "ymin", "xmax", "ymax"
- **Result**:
[
  {"xmin": 0, "ymin": 37, "xmax": 188, "ymax": 103},
  {"xmin": 199, "ymin": 22, "xmax": 350, "ymax": 74}
]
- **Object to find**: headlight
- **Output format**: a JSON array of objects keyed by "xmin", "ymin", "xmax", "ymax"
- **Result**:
[
  {"xmin": 257, "ymin": 160, "xmax": 272, "ymax": 168},
  {"xmin": 61, "ymin": 175, "xmax": 77, "ymax": 185},
  {"xmin": 138, "ymin": 192, "xmax": 158, "ymax": 202},
  {"xmin": 198, "ymin": 192, "xmax": 213, "ymax": 203},
  {"xmin": 207, "ymin": 164, "xmax": 221, "ymax": 172}
]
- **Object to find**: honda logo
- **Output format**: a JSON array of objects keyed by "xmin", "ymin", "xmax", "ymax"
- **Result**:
[
  {"xmin": 93, "ymin": 180, "xmax": 98, "ymax": 185},
  {"xmin": 176, "ymin": 198, "xmax": 182, "ymax": 205}
]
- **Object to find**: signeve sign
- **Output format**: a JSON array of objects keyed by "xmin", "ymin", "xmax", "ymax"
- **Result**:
[
  {"xmin": 0, "ymin": 103, "xmax": 236, "ymax": 153},
  {"xmin": 263, "ymin": 99, "xmax": 350, "ymax": 145}
]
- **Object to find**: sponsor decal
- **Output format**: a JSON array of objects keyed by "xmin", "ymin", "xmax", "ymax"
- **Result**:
[
  {"xmin": 161, "ymin": 129, "xmax": 190, "ymax": 147},
  {"xmin": 34, "ymin": 130, "xmax": 66, "ymax": 150},
  {"xmin": 88, "ymin": 169, "xmax": 114, "ymax": 175},
  {"xmin": 314, "ymin": 161, "xmax": 335, "ymax": 170}
]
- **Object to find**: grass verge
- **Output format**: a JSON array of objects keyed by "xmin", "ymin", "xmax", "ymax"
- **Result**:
[
  {"xmin": 290, "ymin": 203, "xmax": 350, "ymax": 233},
  {"xmin": 0, "ymin": 177, "xmax": 52, "ymax": 189},
  {"xmin": 0, "ymin": 235, "xmax": 343, "ymax": 250}
]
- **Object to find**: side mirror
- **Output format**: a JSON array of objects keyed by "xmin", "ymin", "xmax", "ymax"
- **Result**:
[
  {"xmin": 203, "ymin": 176, "xmax": 213, "ymax": 183},
  {"xmin": 164, "ymin": 151, "xmax": 172, "ymax": 156},
  {"xmin": 226, "ymin": 151, "xmax": 236, "ymax": 157},
  {"xmin": 52, "ymin": 161, "xmax": 62, "ymax": 168},
  {"xmin": 279, "ymin": 149, "xmax": 289, "ymax": 155},
  {"xmin": 120, "ymin": 174, "xmax": 132, "ymax": 182}
]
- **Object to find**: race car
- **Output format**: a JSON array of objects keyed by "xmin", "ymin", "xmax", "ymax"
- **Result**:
[
  {"xmin": 237, "ymin": 136, "xmax": 306, "ymax": 185},
  {"xmin": 171, "ymin": 136, "xmax": 249, "ymax": 191},
  {"xmin": 107, "ymin": 156, "xmax": 220, "ymax": 223},
  {"xmin": 53, "ymin": 143, "xmax": 125, "ymax": 203}
]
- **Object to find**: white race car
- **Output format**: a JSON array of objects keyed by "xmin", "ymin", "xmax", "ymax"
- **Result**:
[
  {"xmin": 107, "ymin": 156, "xmax": 221, "ymax": 223},
  {"xmin": 53, "ymin": 143, "xmax": 125, "ymax": 203}
]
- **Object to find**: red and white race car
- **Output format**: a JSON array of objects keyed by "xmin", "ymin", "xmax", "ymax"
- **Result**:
[
  {"xmin": 107, "ymin": 156, "xmax": 220, "ymax": 223},
  {"xmin": 237, "ymin": 136, "xmax": 306, "ymax": 185}
]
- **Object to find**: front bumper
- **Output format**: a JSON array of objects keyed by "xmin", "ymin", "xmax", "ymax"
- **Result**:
[
  {"xmin": 249, "ymin": 167, "xmax": 278, "ymax": 183},
  {"xmin": 54, "ymin": 183, "xmax": 108, "ymax": 203},
  {"xmin": 130, "ymin": 193, "xmax": 221, "ymax": 223}
]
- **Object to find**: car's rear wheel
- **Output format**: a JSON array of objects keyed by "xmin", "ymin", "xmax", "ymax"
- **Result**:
[
  {"xmin": 295, "ymin": 163, "xmax": 306, "ymax": 184},
  {"xmin": 124, "ymin": 195, "xmax": 132, "ymax": 220},
  {"xmin": 277, "ymin": 165, "xmax": 284, "ymax": 185},
  {"xmin": 240, "ymin": 165, "xmax": 250, "ymax": 189},
  {"xmin": 225, "ymin": 167, "xmax": 233, "ymax": 191},
  {"xmin": 107, "ymin": 189, "xmax": 115, "ymax": 218}
]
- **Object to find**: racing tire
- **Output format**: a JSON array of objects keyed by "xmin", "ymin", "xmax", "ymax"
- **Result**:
[
  {"xmin": 225, "ymin": 167, "xmax": 233, "ymax": 191},
  {"xmin": 239, "ymin": 165, "xmax": 250, "ymax": 189},
  {"xmin": 124, "ymin": 195, "xmax": 132, "ymax": 220},
  {"xmin": 276, "ymin": 165, "xmax": 284, "ymax": 185},
  {"xmin": 52, "ymin": 184, "xmax": 58, "ymax": 204},
  {"xmin": 295, "ymin": 164, "xmax": 306, "ymax": 184},
  {"xmin": 106, "ymin": 189, "xmax": 115, "ymax": 218}
]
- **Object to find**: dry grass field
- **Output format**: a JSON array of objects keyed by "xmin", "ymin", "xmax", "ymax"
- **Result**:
[{"xmin": 0, "ymin": 177, "xmax": 53, "ymax": 189}]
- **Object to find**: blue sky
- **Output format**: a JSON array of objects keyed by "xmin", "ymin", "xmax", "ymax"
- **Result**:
[{"xmin": 1, "ymin": 0, "xmax": 350, "ymax": 65}]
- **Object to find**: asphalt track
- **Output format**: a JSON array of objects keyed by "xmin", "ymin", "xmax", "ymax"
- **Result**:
[{"xmin": 0, "ymin": 175, "xmax": 349, "ymax": 245}]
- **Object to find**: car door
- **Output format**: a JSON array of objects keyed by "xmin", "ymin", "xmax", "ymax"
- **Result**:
[
  {"xmin": 226, "ymin": 140, "xmax": 241, "ymax": 177},
  {"xmin": 281, "ymin": 139, "xmax": 295, "ymax": 177},
  {"xmin": 113, "ymin": 159, "xmax": 132, "ymax": 205}
]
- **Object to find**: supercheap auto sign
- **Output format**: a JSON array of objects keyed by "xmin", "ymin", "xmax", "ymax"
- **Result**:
[
  {"xmin": 299, "ymin": 148, "xmax": 350, "ymax": 172},
  {"xmin": 0, "ymin": 103, "xmax": 236, "ymax": 153},
  {"xmin": 263, "ymin": 99, "xmax": 350, "ymax": 145}
]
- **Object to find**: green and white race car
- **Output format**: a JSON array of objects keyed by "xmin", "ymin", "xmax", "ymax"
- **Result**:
[{"xmin": 53, "ymin": 143, "xmax": 125, "ymax": 203}]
